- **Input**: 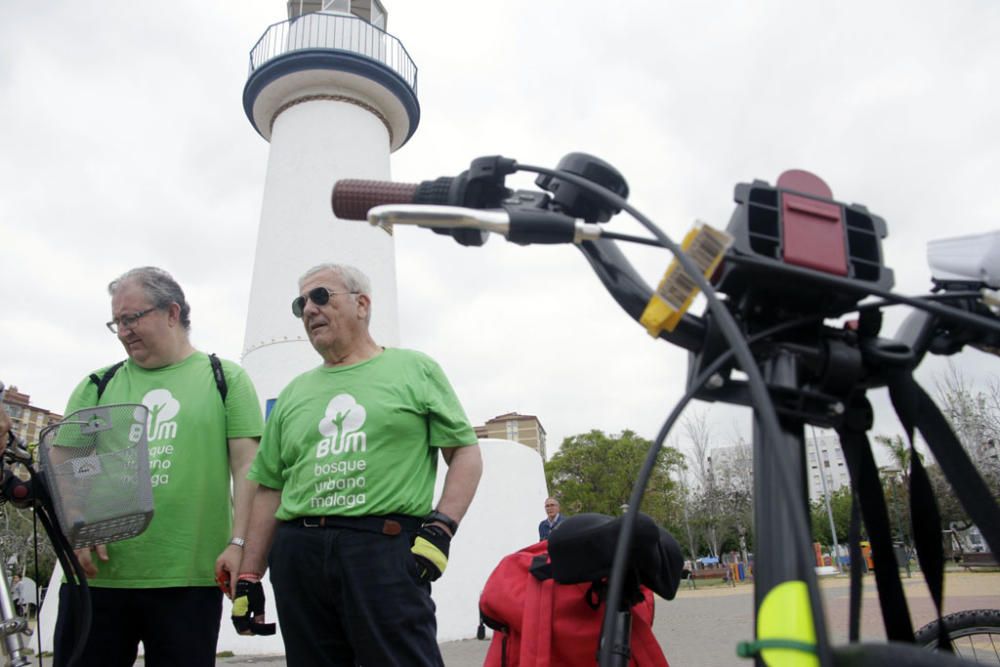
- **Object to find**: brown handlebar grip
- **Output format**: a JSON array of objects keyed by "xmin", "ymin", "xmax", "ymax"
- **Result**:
[{"xmin": 332, "ymin": 180, "xmax": 419, "ymax": 221}]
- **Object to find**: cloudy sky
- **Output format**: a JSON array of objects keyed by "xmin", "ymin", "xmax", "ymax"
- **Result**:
[{"xmin": 2, "ymin": 1, "xmax": 998, "ymax": 459}]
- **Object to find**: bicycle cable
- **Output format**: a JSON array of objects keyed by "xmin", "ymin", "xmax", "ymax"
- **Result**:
[
  {"xmin": 25, "ymin": 463, "xmax": 92, "ymax": 667},
  {"xmin": 596, "ymin": 230, "xmax": 666, "ymax": 248},
  {"xmin": 630, "ymin": 310, "xmax": 827, "ymax": 552},
  {"xmin": 516, "ymin": 162, "xmax": 833, "ymax": 666}
]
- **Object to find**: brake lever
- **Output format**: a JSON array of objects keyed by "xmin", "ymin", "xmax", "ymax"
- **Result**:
[{"xmin": 4, "ymin": 433, "xmax": 32, "ymax": 466}]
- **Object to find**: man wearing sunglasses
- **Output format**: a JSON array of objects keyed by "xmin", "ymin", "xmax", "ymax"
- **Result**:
[
  {"xmin": 52, "ymin": 266, "xmax": 264, "ymax": 667},
  {"xmin": 236, "ymin": 263, "xmax": 482, "ymax": 667}
]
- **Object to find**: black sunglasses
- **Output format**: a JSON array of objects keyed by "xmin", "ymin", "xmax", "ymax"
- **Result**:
[{"xmin": 292, "ymin": 287, "xmax": 359, "ymax": 318}]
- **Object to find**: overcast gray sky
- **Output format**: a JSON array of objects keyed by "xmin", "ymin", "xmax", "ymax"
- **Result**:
[{"xmin": 2, "ymin": 1, "xmax": 998, "ymax": 457}]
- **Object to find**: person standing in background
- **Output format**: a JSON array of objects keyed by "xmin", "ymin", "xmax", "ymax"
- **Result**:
[{"xmin": 539, "ymin": 497, "xmax": 563, "ymax": 540}]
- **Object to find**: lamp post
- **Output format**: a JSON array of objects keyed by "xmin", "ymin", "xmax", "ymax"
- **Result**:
[
  {"xmin": 881, "ymin": 466, "xmax": 912, "ymax": 578},
  {"xmin": 810, "ymin": 432, "xmax": 843, "ymax": 573},
  {"xmin": 676, "ymin": 471, "xmax": 698, "ymax": 590}
]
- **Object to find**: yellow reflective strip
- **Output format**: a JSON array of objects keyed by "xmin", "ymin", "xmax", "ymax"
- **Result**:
[
  {"xmin": 756, "ymin": 580, "xmax": 819, "ymax": 667},
  {"xmin": 412, "ymin": 536, "xmax": 448, "ymax": 573},
  {"xmin": 233, "ymin": 596, "xmax": 249, "ymax": 616}
]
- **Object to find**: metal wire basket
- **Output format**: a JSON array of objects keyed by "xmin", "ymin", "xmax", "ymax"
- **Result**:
[{"xmin": 38, "ymin": 404, "xmax": 154, "ymax": 548}]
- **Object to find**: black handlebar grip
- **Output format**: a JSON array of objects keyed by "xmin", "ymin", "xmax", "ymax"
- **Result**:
[{"xmin": 332, "ymin": 180, "xmax": 419, "ymax": 221}]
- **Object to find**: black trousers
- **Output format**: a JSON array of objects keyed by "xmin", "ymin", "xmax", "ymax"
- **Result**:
[
  {"xmin": 53, "ymin": 584, "xmax": 222, "ymax": 667},
  {"xmin": 269, "ymin": 521, "xmax": 443, "ymax": 667}
]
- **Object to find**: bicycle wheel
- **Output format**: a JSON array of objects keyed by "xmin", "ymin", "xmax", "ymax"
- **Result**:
[
  {"xmin": 833, "ymin": 641, "xmax": 984, "ymax": 666},
  {"xmin": 915, "ymin": 609, "xmax": 1000, "ymax": 665}
]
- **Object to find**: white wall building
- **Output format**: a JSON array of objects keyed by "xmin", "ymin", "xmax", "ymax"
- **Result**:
[{"xmin": 806, "ymin": 431, "xmax": 850, "ymax": 504}]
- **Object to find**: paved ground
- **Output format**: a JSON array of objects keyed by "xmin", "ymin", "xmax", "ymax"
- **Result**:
[{"xmin": 201, "ymin": 570, "xmax": 998, "ymax": 665}]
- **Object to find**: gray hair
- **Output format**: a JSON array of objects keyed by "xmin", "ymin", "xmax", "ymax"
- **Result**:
[
  {"xmin": 299, "ymin": 264, "xmax": 372, "ymax": 324},
  {"xmin": 108, "ymin": 267, "xmax": 191, "ymax": 330},
  {"xmin": 298, "ymin": 264, "xmax": 372, "ymax": 296}
]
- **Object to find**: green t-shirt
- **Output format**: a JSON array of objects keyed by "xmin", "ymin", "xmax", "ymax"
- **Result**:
[
  {"xmin": 63, "ymin": 351, "xmax": 264, "ymax": 588},
  {"xmin": 249, "ymin": 348, "xmax": 477, "ymax": 521}
]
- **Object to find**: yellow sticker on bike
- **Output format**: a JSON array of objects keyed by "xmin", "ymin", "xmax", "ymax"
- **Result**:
[
  {"xmin": 757, "ymin": 580, "xmax": 819, "ymax": 667},
  {"xmin": 640, "ymin": 222, "xmax": 733, "ymax": 336}
]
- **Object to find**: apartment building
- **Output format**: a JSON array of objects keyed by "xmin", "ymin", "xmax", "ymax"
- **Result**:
[
  {"xmin": 1, "ymin": 387, "xmax": 62, "ymax": 448},
  {"xmin": 474, "ymin": 412, "xmax": 547, "ymax": 460},
  {"xmin": 806, "ymin": 431, "xmax": 850, "ymax": 504}
]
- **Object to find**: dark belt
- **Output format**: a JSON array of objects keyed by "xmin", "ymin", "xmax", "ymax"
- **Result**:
[{"xmin": 291, "ymin": 514, "xmax": 421, "ymax": 536}]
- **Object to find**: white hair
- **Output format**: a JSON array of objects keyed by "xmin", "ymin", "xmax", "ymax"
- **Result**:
[
  {"xmin": 298, "ymin": 263, "xmax": 373, "ymax": 323},
  {"xmin": 298, "ymin": 263, "xmax": 371, "ymax": 295}
]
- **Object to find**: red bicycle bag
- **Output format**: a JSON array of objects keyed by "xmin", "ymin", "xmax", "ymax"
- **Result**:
[{"xmin": 479, "ymin": 541, "xmax": 669, "ymax": 667}]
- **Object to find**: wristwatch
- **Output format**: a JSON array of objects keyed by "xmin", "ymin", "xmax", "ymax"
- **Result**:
[
  {"xmin": 229, "ymin": 537, "xmax": 246, "ymax": 548},
  {"xmin": 423, "ymin": 510, "xmax": 458, "ymax": 535}
]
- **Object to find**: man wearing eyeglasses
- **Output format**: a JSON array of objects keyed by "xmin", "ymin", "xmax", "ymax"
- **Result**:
[
  {"xmin": 539, "ymin": 497, "xmax": 564, "ymax": 540},
  {"xmin": 234, "ymin": 263, "xmax": 482, "ymax": 667},
  {"xmin": 52, "ymin": 266, "xmax": 264, "ymax": 667}
]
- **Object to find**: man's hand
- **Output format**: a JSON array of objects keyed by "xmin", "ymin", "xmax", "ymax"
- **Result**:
[
  {"xmin": 215, "ymin": 544, "xmax": 243, "ymax": 599},
  {"xmin": 231, "ymin": 574, "xmax": 276, "ymax": 636},
  {"xmin": 411, "ymin": 524, "xmax": 451, "ymax": 581},
  {"xmin": 74, "ymin": 545, "xmax": 109, "ymax": 578}
]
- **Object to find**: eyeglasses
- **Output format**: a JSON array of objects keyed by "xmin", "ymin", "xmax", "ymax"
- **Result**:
[
  {"xmin": 292, "ymin": 287, "xmax": 359, "ymax": 318},
  {"xmin": 106, "ymin": 308, "xmax": 156, "ymax": 334}
]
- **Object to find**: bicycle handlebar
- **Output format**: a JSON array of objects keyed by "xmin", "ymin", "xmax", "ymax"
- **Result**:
[
  {"xmin": 332, "ymin": 159, "xmax": 1000, "ymax": 368},
  {"xmin": 332, "ymin": 179, "xmax": 421, "ymax": 221},
  {"xmin": 333, "ymin": 179, "xmax": 710, "ymax": 352}
]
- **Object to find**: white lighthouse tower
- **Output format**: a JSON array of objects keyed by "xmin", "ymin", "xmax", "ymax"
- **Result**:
[{"xmin": 241, "ymin": 0, "xmax": 419, "ymax": 407}]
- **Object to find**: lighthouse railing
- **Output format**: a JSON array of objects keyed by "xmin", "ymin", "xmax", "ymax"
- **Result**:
[{"xmin": 248, "ymin": 12, "xmax": 418, "ymax": 92}]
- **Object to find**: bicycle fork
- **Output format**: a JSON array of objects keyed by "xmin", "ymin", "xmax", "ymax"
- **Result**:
[{"xmin": 0, "ymin": 568, "xmax": 31, "ymax": 666}]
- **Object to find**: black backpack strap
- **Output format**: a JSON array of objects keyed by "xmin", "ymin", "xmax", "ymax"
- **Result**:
[
  {"xmin": 89, "ymin": 356, "xmax": 228, "ymax": 403},
  {"xmin": 209, "ymin": 353, "xmax": 228, "ymax": 403},
  {"xmin": 88, "ymin": 361, "xmax": 126, "ymax": 400},
  {"xmin": 88, "ymin": 355, "xmax": 227, "ymax": 405}
]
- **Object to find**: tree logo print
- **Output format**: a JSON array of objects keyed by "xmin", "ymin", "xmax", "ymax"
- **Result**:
[
  {"xmin": 142, "ymin": 389, "xmax": 180, "ymax": 441},
  {"xmin": 318, "ymin": 394, "xmax": 367, "ymax": 451}
]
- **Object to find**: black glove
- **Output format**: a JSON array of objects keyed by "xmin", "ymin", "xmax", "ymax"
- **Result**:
[
  {"xmin": 231, "ymin": 576, "xmax": 276, "ymax": 636},
  {"xmin": 411, "ymin": 523, "xmax": 451, "ymax": 581}
]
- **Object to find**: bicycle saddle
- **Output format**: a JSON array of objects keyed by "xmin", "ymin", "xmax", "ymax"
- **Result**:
[{"xmin": 547, "ymin": 512, "xmax": 684, "ymax": 600}]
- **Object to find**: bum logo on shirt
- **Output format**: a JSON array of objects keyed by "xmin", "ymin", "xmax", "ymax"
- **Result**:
[
  {"xmin": 315, "ymin": 393, "xmax": 367, "ymax": 456},
  {"xmin": 142, "ymin": 388, "xmax": 180, "ymax": 488},
  {"xmin": 312, "ymin": 393, "xmax": 368, "ymax": 510}
]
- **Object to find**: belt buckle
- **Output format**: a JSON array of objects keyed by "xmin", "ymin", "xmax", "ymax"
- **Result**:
[{"xmin": 302, "ymin": 517, "xmax": 323, "ymax": 528}]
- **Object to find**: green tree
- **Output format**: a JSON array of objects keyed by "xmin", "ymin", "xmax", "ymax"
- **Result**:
[
  {"xmin": 936, "ymin": 364, "xmax": 1000, "ymax": 500},
  {"xmin": 810, "ymin": 486, "xmax": 853, "ymax": 548},
  {"xmin": 709, "ymin": 436, "xmax": 754, "ymax": 558},
  {"xmin": 683, "ymin": 412, "xmax": 723, "ymax": 557},
  {"xmin": 680, "ymin": 412, "xmax": 754, "ymax": 558},
  {"xmin": 873, "ymin": 435, "xmax": 917, "ymax": 486},
  {"xmin": 926, "ymin": 463, "xmax": 970, "ymax": 527},
  {"xmin": 544, "ymin": 429, "xmax": 685, "ymax": 531},
  {"xmin": 0, "ymin": 504, "xmax": 57, "ymax": 587},
  {"xmin": 874, "ymin": 434, "xmax": 916, "ymax": 544}
]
